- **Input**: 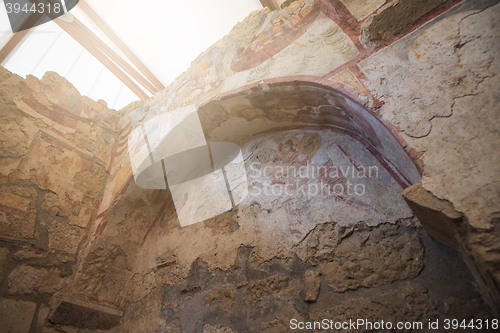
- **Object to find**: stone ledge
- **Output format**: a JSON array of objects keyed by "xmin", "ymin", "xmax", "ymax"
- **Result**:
[
  {"xmin": 48, "ymin": 297, "xmax": 122, "ymax": 330},
  {"xmin": 360, "ymin": 0, "xmax": 448, "ymax": 48},
  {"xmin": 403, "ymin": 182, "xmax": 463, "ymax": 250}
]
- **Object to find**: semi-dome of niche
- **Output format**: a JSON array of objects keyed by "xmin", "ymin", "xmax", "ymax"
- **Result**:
[{"xmin": 129, "ymin": 82, "xmax": 422, "ymax": 228}]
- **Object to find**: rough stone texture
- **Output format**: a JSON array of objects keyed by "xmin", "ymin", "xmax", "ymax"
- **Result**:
[
  {"xmin": 8, "ymin": 265, "xmax": 67, "ymax": 295},
  {"xmin": 404, "ymin": 182, "xmax": 500, "ymax": 311},
  {"xmin": 297, "ymin": 222, "xmax": 424, "ymax": 291},
  {"xmin": 244, "ymin": 274, "xmax": 292, "ymax": 304},
  {"xmin": 404, "ymin": 182, "xmax": 463, "ymax": 250},
  {"xmin": 0, "ymin": 0, "xmax": 499, "ymax": 330},
  {"xmin": 108, "ymin": 289, "xmax": 168, "ymax": 333},
  {"xmin": 0, "ymin": 298, "xmax": 37, "ymax": 333},
  {"xmin": 203, "ymin": 284, "xmax": 236, "ymax": 310},
  {"xmin": 310, "ymin": 282, "xmax": 439, "ymax": 331},
  {"xmin": 0, "ymin": 247, "xmax": 9, "ymax": 283},
  {"xmin": 340, "ymin": 0, "xmax": 386, "ymax": 21},
  {"xmin": 203, "ymin": 324, "xmax": 235, "ymax": 333},
  {"xmin": 48, "ymin": 300, "xmax": 122, "ymax": 330},
  {"xmin": 0, "ymin": 118, "xmax": 29, "ymax": 156},
  {"xmin": 359, "ymin": 2, "xmax": 500, "ymax": 229},
  {"xmin": 37, "ymin": 304, "xmax": 51, "ymax": 329},
  {"xmin": 304, "ymin": 270, "xmax": 320, "ymax": 302},
  {"xmin": 360, "ymin": 0, "xmax": 448, "ymax": 48},
  {"xmin": 109, "ymin": 231, "xmax": 491, "ymax": 332},
  {"xmin": 122, "ymin": 271, "xmax": 156, "ymax": 304},
  {"xmin": 48, "ymin": 220, "xmax": 83, "ymax": 255},
  {"xmin": 360, "ymin": 0, "xmax": 500, "ymax": 310},
  {"xmin": 0, "ymin": 186, "xmax": 37, "ymax": 239},
  {"xmin": 0, "ymin": 66, "xmax": 22, "ymax": 112},
  {"xmin": 463, "ymin": 225, "xmax": 500, "ymax": 313}
]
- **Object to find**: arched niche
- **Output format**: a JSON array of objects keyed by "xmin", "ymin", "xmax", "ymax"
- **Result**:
[{"xmin": 128, "ymin": 81, "xmax": 422, "ymax": 228}]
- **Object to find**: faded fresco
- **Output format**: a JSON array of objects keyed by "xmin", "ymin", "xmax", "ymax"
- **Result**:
[
  {"xmin": 128, "ymin": 82, "xmax": 420, "ymax": 227},
  {"xmin": 2, "ymin": 0, "xmax": 499, "ymax": 330},
  {"xmin": 129, "ymin": 0, "xmax": 359, "ymax": 119},
  {"xmin": 241, "ymin": 130, "xmax": 413, "ymax": 242}
]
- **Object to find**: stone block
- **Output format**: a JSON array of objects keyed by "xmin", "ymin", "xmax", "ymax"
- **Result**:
[
  {"xmin": 48, "ymin": 299, "xmax": 122, "ymax": 330},
  {"xmin": 48, "ymin": 220, "xmax": 83, "ymax": 255},
  {"xmin": 13, "ymin": 249, "xmax": 43, "ymax": 261},
  {"xmin": 244, "ymin": 275, "xmax": 290, "ymax": 304},
  {"xmin": 0, "ymin": 247, "xmax": 9, "ymax": 283},
  {"xmin": 8, "ymin": 265, "xmax": 66, "ymax": 295},
  {"xmin": 0, "ymin": 118, "xmax": 29, "ymax": 157},
  {"xmin": 0, "ymin": 158, "xmax": 21, "ymax": 178},
  {"xmin": 0, "ymin": 187, "xmax": 37, "ymax": 239},
  {"xmin": 304, "ymin": 270, "xmax": 321, "ymax": 302},
  {"xmin": 297, "ymin": 222, "xmax": 424, "ymax": 291},
  {"xmin": 202, "ymin": 284, "xmax": 236, "ymax": 310},
  {"xmin": 360, "ymin": 0, "xmax": 448, "ymax": 48},
  {"xmin": 403, "ymin": 182, "xmax": 463, "ymax": 250},
  {"xmin": 340, "ymin": 0, "xmax": 386, "ymax": 21},
  {"xmin": 0, "ymin": 298, "xmax": 37, "ymax": 333}
]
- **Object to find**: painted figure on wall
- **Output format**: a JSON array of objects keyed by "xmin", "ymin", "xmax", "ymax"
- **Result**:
[{"xmin": 231, "ymin": 0, "xmax": 319, "ymax": 72}]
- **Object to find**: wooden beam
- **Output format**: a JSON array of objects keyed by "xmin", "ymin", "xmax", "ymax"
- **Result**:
[
  {"xmin": 5, "ymin": 0, "xmax": 156, "ymax": 100},
  {"xmin": 78, "ymin": 0, "xmax": 166, "ymax": 91},
  {"xmin": 60, "ymin": 15, "xmax": 160, "ymax": 95},
  {"xmin": 53, "ymin": 16, "xmax": 149, "ymax": 100},
  {"xmin": 0, "ymin": 30, "xmax": 30, "ymax": 64},
  {"xmin": 21, "ymin": 0, "xmax": 150, "ymax": 100},
  {"xmin": 0, "ymin": 11, "xmax": 46, "ymax": 64},
  {"xmin": 259, "ymin": 0, "xmax": 279, "ymax": 11}
]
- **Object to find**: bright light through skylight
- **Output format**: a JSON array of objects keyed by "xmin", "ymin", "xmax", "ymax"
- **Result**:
[
  {"xmin": 86, "ymin": 0, "xmax": 263, "ymax": 86},
  {"xmin": 1, "ymin": 0, "xmax": 263, "ymax": 110}
]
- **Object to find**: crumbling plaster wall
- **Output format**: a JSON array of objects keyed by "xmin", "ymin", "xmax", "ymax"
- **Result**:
[
  {"xmin": 0, "ymin": 0, "xmax": 499, "ymax": 331},
  {"xmin": 360, "ymin": 0, "xmax": 500, "ymax": 230},
  {"xmin": 102, "ymin": 0, "xmax": 499, "ymax": 330},
  {"xmin": 101, "ymin": 131, "xmax": 490, "ymax": 332},
  {"xmin": 0, "ymin": 67, "xmax": 131, "ymax": 332},
  {"xmin": 359, "ymin": 0, "xmax": 500, "ymax": 310}
]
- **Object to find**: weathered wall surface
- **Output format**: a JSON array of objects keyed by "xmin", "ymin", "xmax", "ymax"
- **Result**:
[
  {"xmin": 101, "ymin": 132, "xmax": 491, "ymax": 332},
  {"xmin": 359, "ymin": 0, "xmax": 500, "ymax": 310},
  {"xmin": 0, "ymin": 67, "xmax": 130, "ymax": 332},
  {"xmin": 116, "ymin": 0, "xmax": 499, "ymax": 330},
  {"xmin": 98, "ymin": 0, "xmax": 499, "ymax": 330},
  {"xmin": 0, "ymin": 0, "xmax": 499, "ymax": 331}
]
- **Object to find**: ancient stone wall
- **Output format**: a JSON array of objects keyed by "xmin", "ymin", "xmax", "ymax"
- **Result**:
[
  {"xmin": 0, "ymin": 0, "xmax": 499, "ymax": 331},
  {"xmin": 0, "ymin": 67, "xmax": 130, "ymax": 332},
  {"xmin": 108, "ymin": 0, "xmax": 499, "ymax": 331},
  {"xmin": 359, "ymin": 0, "xmax": 500, "ymax": 310}
]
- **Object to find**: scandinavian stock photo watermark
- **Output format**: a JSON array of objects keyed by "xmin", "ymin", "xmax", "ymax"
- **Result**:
[
  {"xmin": 290, "ymin": 318, "xmax": 499, "ymax": 331},
  {"xmin": 4, "ymin": 0, "xmax": 79, "ymax": 33},
  {"xmin": 247, "ymin": 162, "xmax": 380, "ymax": 200}
]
